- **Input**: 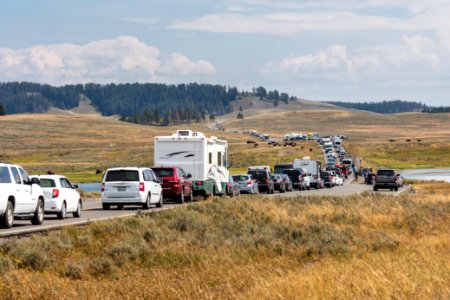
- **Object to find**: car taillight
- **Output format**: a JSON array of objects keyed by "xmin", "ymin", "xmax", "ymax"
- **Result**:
[
  {"xmin": 101, "ymin": 183, "xmax": 105, "ymax": 192},
  {"xmin": 393, "ymin": 176, "xmax": 397, "ymax": 182},
  {"xmin": 52, "ymin": 189, "xmax": 59, "ymax": 198},
  {"xmin": 247, "ymin": 180, "xmax": 252, "ymax": 184},
  {"xmin": 196, "ymin": 181, "xmax": 203, "ymax": 186},
  {"xmin": 266, "ymin": 178, "xmax": 269, "ymax": 184},
  {"xmin": 228, "ymin": 183, "xmax": 232, "ymax": 188},
  {"xmin": 139, "ymin": 182, "xmax": 145, "ymax": 192}
]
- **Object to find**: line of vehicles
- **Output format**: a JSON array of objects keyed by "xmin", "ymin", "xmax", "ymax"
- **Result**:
[
  {"xmin": 0, "ymin": 163, "xmax": 82, "ymax": 228},
  {"xmin": 0, "ymin": 129, "xmax": 401, "ymax": 229}
]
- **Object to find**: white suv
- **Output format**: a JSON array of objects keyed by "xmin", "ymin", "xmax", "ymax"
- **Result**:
[
  {"xmin": 32, "ymin": 175, "xmax": 82, "ymax": 219},
  {"xmin": 0, "ymin": 163, "xmax": 45, "ymax": 228},
  {"xmin": 101, "ymin": 167, "xmax": 163, "ymax": 210}
]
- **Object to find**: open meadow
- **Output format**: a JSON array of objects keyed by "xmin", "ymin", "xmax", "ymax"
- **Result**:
[
  {"xmin": 0, "ymin": 111, "xmax": 449, "ymax": 299},
  {"xmin": 0, "ymin": 113, "xmax": 323, "ymax": 182},
  {"xmin": 0, "ymin": 181, "xmax": 448, "ymax": 299},
  {"xmin": 222, "ymin": 109, "xmax": 450, "ymax": 169}
]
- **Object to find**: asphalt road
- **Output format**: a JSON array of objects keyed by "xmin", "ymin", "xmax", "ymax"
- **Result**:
[{"xmin": 0, "ymin": 180, "xmax": 409, "ymax": 238}]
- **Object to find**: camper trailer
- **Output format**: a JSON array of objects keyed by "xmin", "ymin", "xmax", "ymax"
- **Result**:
[
  {"xmin": 293, "ymin": 157, "xmax": 322, "ymax": 189},
  {"xmin": 154, "ymin": 130, "xmax": 229, "ymax": 196}
]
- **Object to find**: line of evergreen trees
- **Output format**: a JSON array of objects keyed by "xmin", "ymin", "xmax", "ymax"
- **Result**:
[
  {"xmin": 422, "ymin": 106, "xmax": 450, "ymax": 113},
  {"xmin": 0, "ymin": 82, "xmax": 237, "ymax": 124},
  {"xmin": 326, "ymin": 100, "xmax": 427, "ymax": 114}
]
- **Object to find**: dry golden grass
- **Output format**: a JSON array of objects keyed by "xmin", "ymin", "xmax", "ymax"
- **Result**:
[
  {"xmin": 0, "ymin": 113, "xmax": 324, "ymax": 181},
  {"xmin": 220, "ymin": 109, "xmax": 450, "ymax": 169},
  {"xmin": 0, "ymin": 182, "xmax": 448, "ymax": 299}
]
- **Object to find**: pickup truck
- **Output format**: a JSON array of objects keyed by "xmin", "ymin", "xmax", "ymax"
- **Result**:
[{"xmin": 0, "ymin": 163, "xmax": 45, "ymax": 228}]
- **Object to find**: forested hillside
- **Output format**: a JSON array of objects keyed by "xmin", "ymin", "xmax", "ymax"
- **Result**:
[
  {"xmin": 0, "ymin": 82, "xmax": 238, "ymax": 123},
  {"xmin": 326, "ymin": 100, "xmax": 427, "ymax": 114}
]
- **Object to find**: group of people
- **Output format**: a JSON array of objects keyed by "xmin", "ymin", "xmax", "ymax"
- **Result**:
[{"xmin": 351, "ymin": 164, "xmax": 373, "ymax": 185}]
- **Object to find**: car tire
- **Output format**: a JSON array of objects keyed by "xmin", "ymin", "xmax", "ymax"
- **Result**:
[
  {"xmin": 102, "ymin": 203, "xmax": 110, "ymax": 210},
  {"xmin": 179, "ymin": 188, "xmax": 185, "ymax": 204},
  {"xmin": 185, "ymin": 188, "xmax": 194, "ymax": 202},
  {"xmin": 117, "ymin": 204, "xmax": 124, "ymax": 210},
  {"xmin": 0, "ymin": 201, "xmax": 14, "ymax": 228},
  {"xmin": 143, "ymin": 194, "xmax": 151, "ymax": 209},
  {"xmin": 31, "ymin": 198, "xmax": 44, "ymax": 225},
  {"xmin": 156, "ymin": 194, "xmax": 163, "ymax": 208},
  {"xmin": 395, "ymin": 187, "xmax": 398, "ymax": 191},
  {"xmin": 73, "ymin": 200, "xmax": 82, "ymax": 218},
  {"xmin": 373, "ymin": 187, "xmax": 378, "ymax": 191},
  {"xmin": 57, "ymin": 201, "xmax": 67, "ymax": 220}
]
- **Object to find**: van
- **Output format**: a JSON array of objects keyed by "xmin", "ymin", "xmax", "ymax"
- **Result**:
[{"xmin": 101, "ymin": 167, "xmax": 163, "ymax": 210}]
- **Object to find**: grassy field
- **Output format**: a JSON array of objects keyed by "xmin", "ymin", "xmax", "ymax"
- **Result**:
[
  {"xmin": 0, "ymin": 111, "xmax": 449, "ymax": 298},
  {"xmin": 221, "ymin": 109, "xmax": 450, "ymax": 169},
  {"xmin": 0, "ymin": 181, "xmax": 448, "ymax": 299},
  {"xmin": 0, "ymin": 114, "xmax": 324, "ymax": 182}
]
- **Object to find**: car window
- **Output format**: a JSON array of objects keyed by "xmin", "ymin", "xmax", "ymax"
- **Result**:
[
  {"xmin": 177, "ymin": 168, "xmax": 183, "ymax": 178},
  {"xmin": 105, "ymin": 170, "xmax": 139, "ymax": 182},
  {"xmin": 64, "ymin": 178, "xmax": 73, "ymax": 189},
  {"xmin": 143, "ymin": 170, "xmax": 150, "ymax": 182},
  {"xmin": 180, "ymin": 168, "xmax": 187, "ymax": 178},
  {"xmin": 153, "ymin": 168, "xmax": 174, "ymax": 177},
  {"xmin": 40, "ymin": 178, "xmax": 56, "ymax": 188},
  {"xmin": 377, "ymin": 170, "xmax": 395, "ymax": 176},
  {"xmin": 149, "ymin": 170, "xmax": 157, "ymax": 182},
  {"xmin": 11, "ymin": 167, "xmax": 21, "ymax": 184},
  {"xmin": 59, "ymin": 178, "xmax": 68, "ymax": 188},
  {"xmin": 18, "ymin": 168, "xmax": 30, "ymax": 183},
  {"xmin": 0, "ymin": 167, "xmax": 11, "ymax": 183}
]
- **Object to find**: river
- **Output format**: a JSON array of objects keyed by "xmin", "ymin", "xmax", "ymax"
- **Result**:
[{"xmin": 400, "ymin": 168, "xmax": 450, "ymax": 183}]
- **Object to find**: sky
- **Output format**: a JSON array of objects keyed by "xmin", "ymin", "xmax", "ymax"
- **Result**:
[{"xmin": 0, "ymin": 0, "xmax": 449, "ymax": 105}]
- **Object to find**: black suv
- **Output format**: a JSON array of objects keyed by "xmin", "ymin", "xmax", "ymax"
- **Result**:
[
  {"xmin": 247, "ymin": 169, "xmax": 274, "ymax": 194},
  {"xmin": 373, "ymin": 169, "xmax": 399, "ymax": 191},
  {"xmin": 282, "ymin": 169, "xmax": 307, "ymax": 190}
]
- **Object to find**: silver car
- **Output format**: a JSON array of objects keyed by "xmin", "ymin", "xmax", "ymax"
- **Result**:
[{"xmin": 231, "ymin": 174, "xmax": 259, "ymax": 194}]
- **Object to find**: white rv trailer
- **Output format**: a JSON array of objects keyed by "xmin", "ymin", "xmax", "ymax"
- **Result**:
[
  {"xmin": 154, "ymin": 130, "xmax": 229, "ymax": 196},
  {"xmin": 293, "ymin": 156, "xmax": 322, "ymax": 189}
]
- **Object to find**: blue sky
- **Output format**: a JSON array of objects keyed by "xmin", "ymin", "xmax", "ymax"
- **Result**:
[{"xmin": 1, "ymin": 0, "xmax": 449, "ymax": 105}]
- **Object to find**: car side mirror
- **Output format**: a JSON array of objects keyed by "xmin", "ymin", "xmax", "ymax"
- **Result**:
[
  {"xmin": 31, "ymin": 177, "xmax": 40, "ymax": 185},
  {"xmin": 157, "ymin": 178, "xmax": 163, "ymax": 183},
  {"xmin": 308, "ymin": 173, "xmax": 311, "ymax": 176},
  {"xmin": 186, "ymin": 173, "xmax": 192, "ymax": 179},
  {"xmin": 72, "ymin": 184, "xmax": 79, "ymax": 189}
]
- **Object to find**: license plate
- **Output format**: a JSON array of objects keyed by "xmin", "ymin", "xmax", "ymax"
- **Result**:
[{"xmin": 117, "ymin": 187, "xmax": 126, "ymax": 192}]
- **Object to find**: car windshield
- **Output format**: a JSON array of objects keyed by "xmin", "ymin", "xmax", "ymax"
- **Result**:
[
  {"xmin": 274, "ymin": 165, "xmax": 293, "ymax": 174},
  {"xmin": 377, "ymin": 170, "xmax": 395, "ymax": 176},
  {"xmin": 283, "ymin": 170, "xmax": 300, "ymax": 176},
  {"xmin": 105, "ymin": 170, "xmax": 139, "ymax": 182},
  {"xmin": 232, "ymin": 175, "xmax": 249, "ymax": 181},
  {"xmin": 248, "ymin": 170, "xmax": 268, "ymax": 180},
  {"xmin": 39, "ymin": 178, "xmax": 56, "ymax": 188},
  {"xmin": 153, "ymin": 168, "xmax": 174, "ymax": 177}
]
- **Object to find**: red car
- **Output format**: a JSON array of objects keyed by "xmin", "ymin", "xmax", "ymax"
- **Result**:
[{"xmin": 152, "ymin": 166, "xmax": 193, "ymax": 203}]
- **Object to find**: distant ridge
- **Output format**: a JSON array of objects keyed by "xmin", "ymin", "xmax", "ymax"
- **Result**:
[{"xmin": 325, "ymin": 100, "xmax": 427, "ymax": 114}]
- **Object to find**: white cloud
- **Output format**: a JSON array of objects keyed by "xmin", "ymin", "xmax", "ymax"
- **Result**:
[
  {"xmin": 275, "ymin": 34, "xmax": 445, "ymax": 83},
  {"xmin": 160, "ymin": 52, "xmax": 215, "ymax": 75},
  {"xmin": 0, "ymin": 36, "xmax": 215, "ymax": 84}
]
